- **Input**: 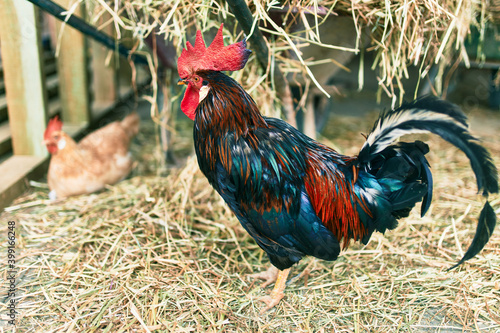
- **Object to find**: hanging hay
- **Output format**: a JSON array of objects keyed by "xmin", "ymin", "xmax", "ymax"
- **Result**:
[
  {"xmin": 85, "ymin": 0, "xmax": 495, "ymax": 113},
  {"xmin": 1, "ymin": 99, "xmax": 499, "ymax": 331}
]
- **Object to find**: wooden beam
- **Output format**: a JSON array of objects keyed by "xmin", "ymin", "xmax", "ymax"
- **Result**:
[
  {"xmin": 1, "ymin": 51, "xmax": 56, "ymax": 123},
  {"xmin": 53, "ymin": 0, "xmax": 90, "ymax": 126},
  {"xmin": 0, "ymin": 156, "xmax": 48, "ymax": 211},
  {"xmin": 90, "ymin": 12, "xmax": 118, "ymax": 114},
  {"xmin": 0, "ymin": 0, "xmax": 49, "ymax": 156},
  {"xmin": 91, "ymin": 44, "xmax": 118, "ymax": 111}
]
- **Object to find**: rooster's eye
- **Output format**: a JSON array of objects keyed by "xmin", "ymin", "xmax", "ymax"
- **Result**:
[{"xmin": 193, "ymin": 76, "xmax": 200, "ymax": 82}]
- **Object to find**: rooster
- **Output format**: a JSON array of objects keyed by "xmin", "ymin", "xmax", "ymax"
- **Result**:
[
  {"xmin": 43, "ymin": 113, "xmax": 140, "ymax": 199},
  {"xmin": 177, "ymin": 25, "xmax": 498, "ymax": 312}
]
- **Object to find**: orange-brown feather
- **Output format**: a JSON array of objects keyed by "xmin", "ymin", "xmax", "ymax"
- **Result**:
[{"xmin": 304, "ymin": 149, "xmax": 369, "ymax": 248}]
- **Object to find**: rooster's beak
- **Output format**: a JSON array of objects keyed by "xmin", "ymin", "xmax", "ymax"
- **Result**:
[{"xmin": 177, "ymin": 79, "xmax": 187, "ymax": 86}]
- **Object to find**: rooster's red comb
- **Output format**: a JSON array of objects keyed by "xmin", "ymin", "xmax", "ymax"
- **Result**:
[
  {"xmin": 44, "ymin": 115, "xmax": 63, "ymax": 139},
  {"xmin": 177, "ymin": 24, "xmax": 251, "ymax": 78}
]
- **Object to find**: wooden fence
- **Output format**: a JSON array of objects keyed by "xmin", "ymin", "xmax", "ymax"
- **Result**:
[{"xmin": 0, "ymin": 0, "xmax": 146, "ymax": 210}]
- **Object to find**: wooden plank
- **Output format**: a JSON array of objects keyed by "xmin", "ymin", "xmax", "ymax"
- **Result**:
[
  {"xmin": 0, "ymin": 59, "xmax": 55, "ymax": 96},
  {"xmin": 0, "ymin": 155, "xmax": 48, "ymax": 212},
  {"xmin": 0, "ymin": 1, "xmax": 49, "ymax": 156},
  {"xmin": 0, "ymin": 51, "xmax": 57, "ymax": 122},
  {"xmin": 90, "ymin": 12, "xmax": 118, "ymax": 115},
  {"xmin": 53, "ymin": 0, "xmax": 90, "ymax": 125}
]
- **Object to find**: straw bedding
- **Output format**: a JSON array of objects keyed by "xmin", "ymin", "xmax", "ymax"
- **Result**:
[{"xmin": 1, "ymin": 99, "xmax": 499, "ymax": 332}]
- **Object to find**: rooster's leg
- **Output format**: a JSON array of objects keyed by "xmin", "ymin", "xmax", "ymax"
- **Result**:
[
  {"xmin": 250, "ymin": 265, "xmax": 279, "ymax": 288},
  {"xmin": 258, "ymin": 268, "xmax": 291, "ymax": 313}
]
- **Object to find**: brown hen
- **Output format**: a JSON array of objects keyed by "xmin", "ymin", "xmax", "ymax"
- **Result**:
[{"xmin": 43, "ymin": 113, "xmax": 140, "ymax": 199}]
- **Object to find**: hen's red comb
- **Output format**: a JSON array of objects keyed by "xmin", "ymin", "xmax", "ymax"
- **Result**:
[
  {"xmin": 44, "ymin": 115, "xmax": 63, "ymax": 139},
  {"xmin": 177, "ymin": 24, "xmax": 251, "ymax": 78}
]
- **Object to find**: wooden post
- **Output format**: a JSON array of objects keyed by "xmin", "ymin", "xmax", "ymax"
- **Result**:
[
  {"xmin": 0, "ymin": 0, "xmax": 49, "ymax": 156},
  {"xmin": 117, "ymin": 33, "xmax": 134, "ymax": 99},
  {"xmin": 89, "ymin": 12, "xmax": 118, "ymax": 113},
  {"xmin": 91, "ymin": 40, "xmax": 118, "ymax": 111},
  {"xmin": 53, "ymin": 0, "xmax": 90, "ymax": 125}
]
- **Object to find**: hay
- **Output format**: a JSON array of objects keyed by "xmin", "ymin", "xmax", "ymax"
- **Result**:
[
  {"xmin": 86, "ymin": 0, "xmax": 494, "ymax": 111},
  {"xmin": 1, "ymin": 99, "xmax": 499, "ymax": 331}
]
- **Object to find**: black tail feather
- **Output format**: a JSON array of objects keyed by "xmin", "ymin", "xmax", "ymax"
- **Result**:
[
  {"xmin": 359, "ymin": 95, "xmax": 498, "ymax": 268},
  {"xmin": 359, "ymin": 96, "xmax": 498, "ymax": 197},
  {"xmin": 448, "ymin": 201, "xmax": 497, "ymax": 270},
  {"xmin": 419, "ymin": 152, "xmax": 433, "ymax": 217}
]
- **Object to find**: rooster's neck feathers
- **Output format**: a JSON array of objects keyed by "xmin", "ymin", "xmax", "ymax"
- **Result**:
[{"xmin": 196, "ymin": 71, "xmax": 268, "ymax": 138}]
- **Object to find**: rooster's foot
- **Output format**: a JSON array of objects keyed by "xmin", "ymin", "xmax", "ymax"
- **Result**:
[
  {"xmin": 258, "ymin": 291, "xmax": 285, "ymax": 314},
  {"xmin": 255, "ymin": 268, "xmax": 291, "ymax": 313},
  {"xmin": 249, "ymin": 266, "xmax": 279, "ymax": 288}
]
